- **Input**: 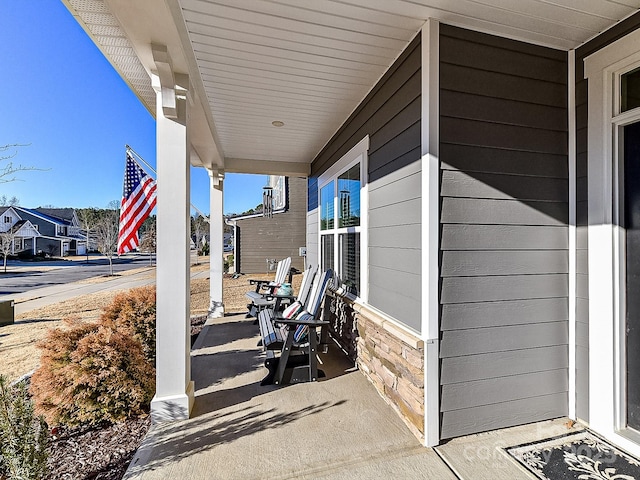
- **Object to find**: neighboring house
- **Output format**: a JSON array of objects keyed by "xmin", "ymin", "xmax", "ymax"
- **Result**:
[
  {"xmin": 223, "ymin": 232, "xmax": 232, "ymax": 248},
  {"xmin": 13, "ymin": 207, "xmax": 87, "ymax": 256},
  {"xmin": 65, "ymin": 1, "xmax": 640, "ymax": 457},
  {"xmin": 0, "ymin": 206, "xmax": 41, "ymax": 255},
  {"xmin": 228, "ymin": 176, "xmax": 306, "ymax": 274}
]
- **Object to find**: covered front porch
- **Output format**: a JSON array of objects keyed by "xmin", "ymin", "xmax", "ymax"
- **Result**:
[
  {"xmin": 124, "ymin": 312, "xmax": 576, "ymax": 479},
  {"xmin": 62, "ymin": 0, "xmax": 640, "ymax": 459}
]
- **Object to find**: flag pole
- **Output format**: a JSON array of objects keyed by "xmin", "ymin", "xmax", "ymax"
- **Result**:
[
  {"xmin": 125, "ymin": 145, "xmax": 211, "ymax": 224},
  {"xmin": 126, "ymin": 144, "xmax": 157, "ymax": 176}
]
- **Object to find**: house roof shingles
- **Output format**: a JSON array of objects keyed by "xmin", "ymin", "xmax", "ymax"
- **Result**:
[
  {"xmin": 17, "ymin": 207, "xmax": 68, "ymax": 226},
  {"xmin": 35, "ymin": 208, "xmax": 76, "ymax": 223}
]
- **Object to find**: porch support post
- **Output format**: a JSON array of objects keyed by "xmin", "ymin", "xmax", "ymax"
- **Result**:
[
  {"xmin": 421, "ymin": 18, "xmax": 440, "ymax": 447},
  {"xmin": 209, "ymin": 170, "xmax": 224, "ymax": 317},
  {"xmin": 150, "ymin": 58, "xmax": 194, "ymax": 422}
]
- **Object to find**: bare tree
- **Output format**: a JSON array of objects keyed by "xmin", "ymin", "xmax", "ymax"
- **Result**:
[
  {"xmin": 0, "ymin": 144, "xmax": 40, "ymax": 183},
  {"xmin": 0, "ymin": 228, "xmax": 17, "ymax": 273},
  {"xmin": 77, "ymin": 208, "xmax": 100, "ymax": 264},
  {"xmin": 191, "ymin": 214, "xmax": 209, "ymax": 265},
  {"xmin": 0, "ymin": 144, "xmax": 39, "ymax": 272},
  {"xmin": 139, "ymin": 217, "xmax": 156, "ymax": 266},
  {"xmin": 94, "ymin": 202, "xmax": 119, "ymax": 275},
  {"xmin": 0, "ymin": 195, "xmax": 19, "ymax": 206}
]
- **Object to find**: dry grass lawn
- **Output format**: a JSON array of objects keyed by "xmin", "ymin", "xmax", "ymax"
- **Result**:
[{"xmin": 0, "ymin": 268, "xmax": 301, "ymax": 382}]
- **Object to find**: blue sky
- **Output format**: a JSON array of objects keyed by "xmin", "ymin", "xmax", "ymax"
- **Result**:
[{"xmin": 0, "ymin": 1, "xmax": 266, "ymax": 215}]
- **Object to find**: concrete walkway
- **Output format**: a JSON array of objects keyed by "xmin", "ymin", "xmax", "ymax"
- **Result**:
[{"xmin": 124, "ymin": 314, "xmax": 581, "ymax": 480}]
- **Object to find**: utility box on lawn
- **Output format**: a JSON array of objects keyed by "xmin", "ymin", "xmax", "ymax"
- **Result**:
[{"xmin": 0, "ymin": 300, "xmax": 14, "ymax": 327}]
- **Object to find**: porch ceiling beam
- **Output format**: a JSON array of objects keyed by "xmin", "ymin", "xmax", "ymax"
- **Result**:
[{"xmin": 224, "ymin": 158, "xmax": 310, "ymax": 177}]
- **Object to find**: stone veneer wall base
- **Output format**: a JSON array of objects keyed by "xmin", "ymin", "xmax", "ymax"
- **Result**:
[{"xmin": 354, "ymin": 305, "xmax": 425, "ymax": 442}]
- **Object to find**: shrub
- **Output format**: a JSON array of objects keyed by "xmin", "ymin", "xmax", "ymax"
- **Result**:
[
  {"xmin": 17, "ymin": 249, "xmax": 34, "ymax": 260},
  {"xmin": 100, "ymin": 286, "xmax": 156, "ymax": 365},
  {"xmin": 224, "ymin": 254, "xmax": 234, "ymax": 273},
  {"xmin": 0, "ymin": 375, "xmax": 48, "ymax": 480},
  {"xmin": 30, "ymin": 318, "xmax": 155, "ymax": 427}
]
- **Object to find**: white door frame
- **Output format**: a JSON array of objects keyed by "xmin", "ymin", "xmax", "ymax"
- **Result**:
[{"xmin": 585, "ymin": 26, "xmax": 640, "ymax": 457}]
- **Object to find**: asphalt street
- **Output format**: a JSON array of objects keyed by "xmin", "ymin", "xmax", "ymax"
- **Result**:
[{"xmin": 0, "ymin": 255, "xmax": 155, "ymax": 296}]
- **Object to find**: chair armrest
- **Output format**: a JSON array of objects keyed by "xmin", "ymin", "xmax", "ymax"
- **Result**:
[
  {"xmin": 248, "ymin": 279, "xmax": 273, "ymax": 293},
  {"xmin": 277, "ymin": 318, "xmax": 329, "ymax": 326},
  {"xmin": 264, "ymin": 294, "xmax": 296, "ymax": 302},
  {"xmin": 264, "ymin": 294, "xmax": 296, "ymax": 311}
]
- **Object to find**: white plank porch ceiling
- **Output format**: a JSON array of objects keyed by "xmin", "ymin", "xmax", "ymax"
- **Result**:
[{"xmin": 67, "ymin": 0, "xmax": 640, "ymax": 167}]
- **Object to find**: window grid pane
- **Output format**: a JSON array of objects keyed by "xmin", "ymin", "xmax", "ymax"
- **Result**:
[
  {"xmin": 321, "ymin": 234, "xmax": 334, "ymax": 272},
  {"xmin": 339, "ymin": 232, "xmax": 360, "ymax": 295},
  {"xmin": 622, "ymin": 67, "xmax": 640, "ymax": 113},
  {"xmin": 338, "ymin": 164, "xmax": 360, "ymax": 228},
  {"xmin": 320, "ymin": 181, "xmax": 334, "ymax": 230}
]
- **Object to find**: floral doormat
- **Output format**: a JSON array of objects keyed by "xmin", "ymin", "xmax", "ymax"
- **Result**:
[{"xmin": 506, "ymin": 431, "xmax": 640, "ymax": 479}]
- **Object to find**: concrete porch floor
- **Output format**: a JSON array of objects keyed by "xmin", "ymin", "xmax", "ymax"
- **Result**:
[{"xmin": 124, "ymin": 313, "xmax": 582, "ymax": 480}]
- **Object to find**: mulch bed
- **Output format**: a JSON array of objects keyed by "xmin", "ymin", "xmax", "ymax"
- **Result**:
[
  {"xmin": 47, "ymin": 416, "xmax": 150, "ymax": 480},
  {"xmin": 190, "ymin": 313, "xmax": 208, "ymax": 346}
]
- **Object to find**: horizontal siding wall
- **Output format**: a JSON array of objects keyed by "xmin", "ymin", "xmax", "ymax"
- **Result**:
[
  {"xmin": 439, "ymin": 24, "xmax": 569, "ymax": 439},
  {"xmin": 236, "ymin": 177, "xmax": 306, "ymax": 273},
  {"xmin": 573, "ymin": 12, "xmax": 640, "ymax": 423},
  {"xmin": 310, "ymin": 34, "xmax": 422, "ymax": 332}
]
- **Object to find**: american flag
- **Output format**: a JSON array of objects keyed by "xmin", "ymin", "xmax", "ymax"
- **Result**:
[{"xmin": 117, "ymin": 152, "xmax": 157, "ymax": 254}]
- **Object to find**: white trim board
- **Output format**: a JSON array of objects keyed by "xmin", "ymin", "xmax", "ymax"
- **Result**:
[
  {"xmin": 584, "ymin": 27, "xmax": 640, "ymax": 458},
  {"xmin": 568, "ymin": 48, "xmax": 577, "ymax": 421},
  {"xmin": 421, "ymin": 18, "xmax": 440, "ymax": 448}
]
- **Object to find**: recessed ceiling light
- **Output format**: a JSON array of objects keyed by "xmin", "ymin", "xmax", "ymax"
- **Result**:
[{"xmin": 271, "ymin": 121, "xmax": 285, "ymax": 127}]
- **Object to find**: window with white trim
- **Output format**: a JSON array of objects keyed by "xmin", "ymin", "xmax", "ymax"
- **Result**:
[
  {"xmin": 3, "ymin": 216, "xmax": 10, "ymax": 223},
  {"xmin": 318, "ymin": 138, "xmax": 368, "ymax": 297},
  {"xmin": 269, "ymin": 175, "xmax": 286, "ymax": 211}
]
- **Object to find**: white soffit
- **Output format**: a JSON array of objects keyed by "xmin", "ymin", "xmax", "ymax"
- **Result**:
[
  {"xmin": 63, "ymin": 0, "xmax": 640, "ymax": 168},
  {"xmin": 64, "ymin": 0, "xmax": 156, "ymax": 114},
  {"xmin": 178, "ymin": 0, "xmax": 639, "ymax": 164},
  {"xmin": 180, "ymin": 0, "xmax": 423, "ymax": 163}
]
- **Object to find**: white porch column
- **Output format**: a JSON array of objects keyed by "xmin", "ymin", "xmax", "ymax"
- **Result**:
[
  {"xmin": 209, "ymin": 170, "xmax": 224, "ymax": 317},
  {"xmin": 421, "ymin": 19, "xmax": 440, "ymax": 447},
  {"xmin": 150, "ymin": 54, "xmax": 194, "ymax": 421}
]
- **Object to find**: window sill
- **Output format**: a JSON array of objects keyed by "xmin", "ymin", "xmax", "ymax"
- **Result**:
[{"xmin": 328, "ymin": 287, "xmax": 423, "ymax": 350}]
